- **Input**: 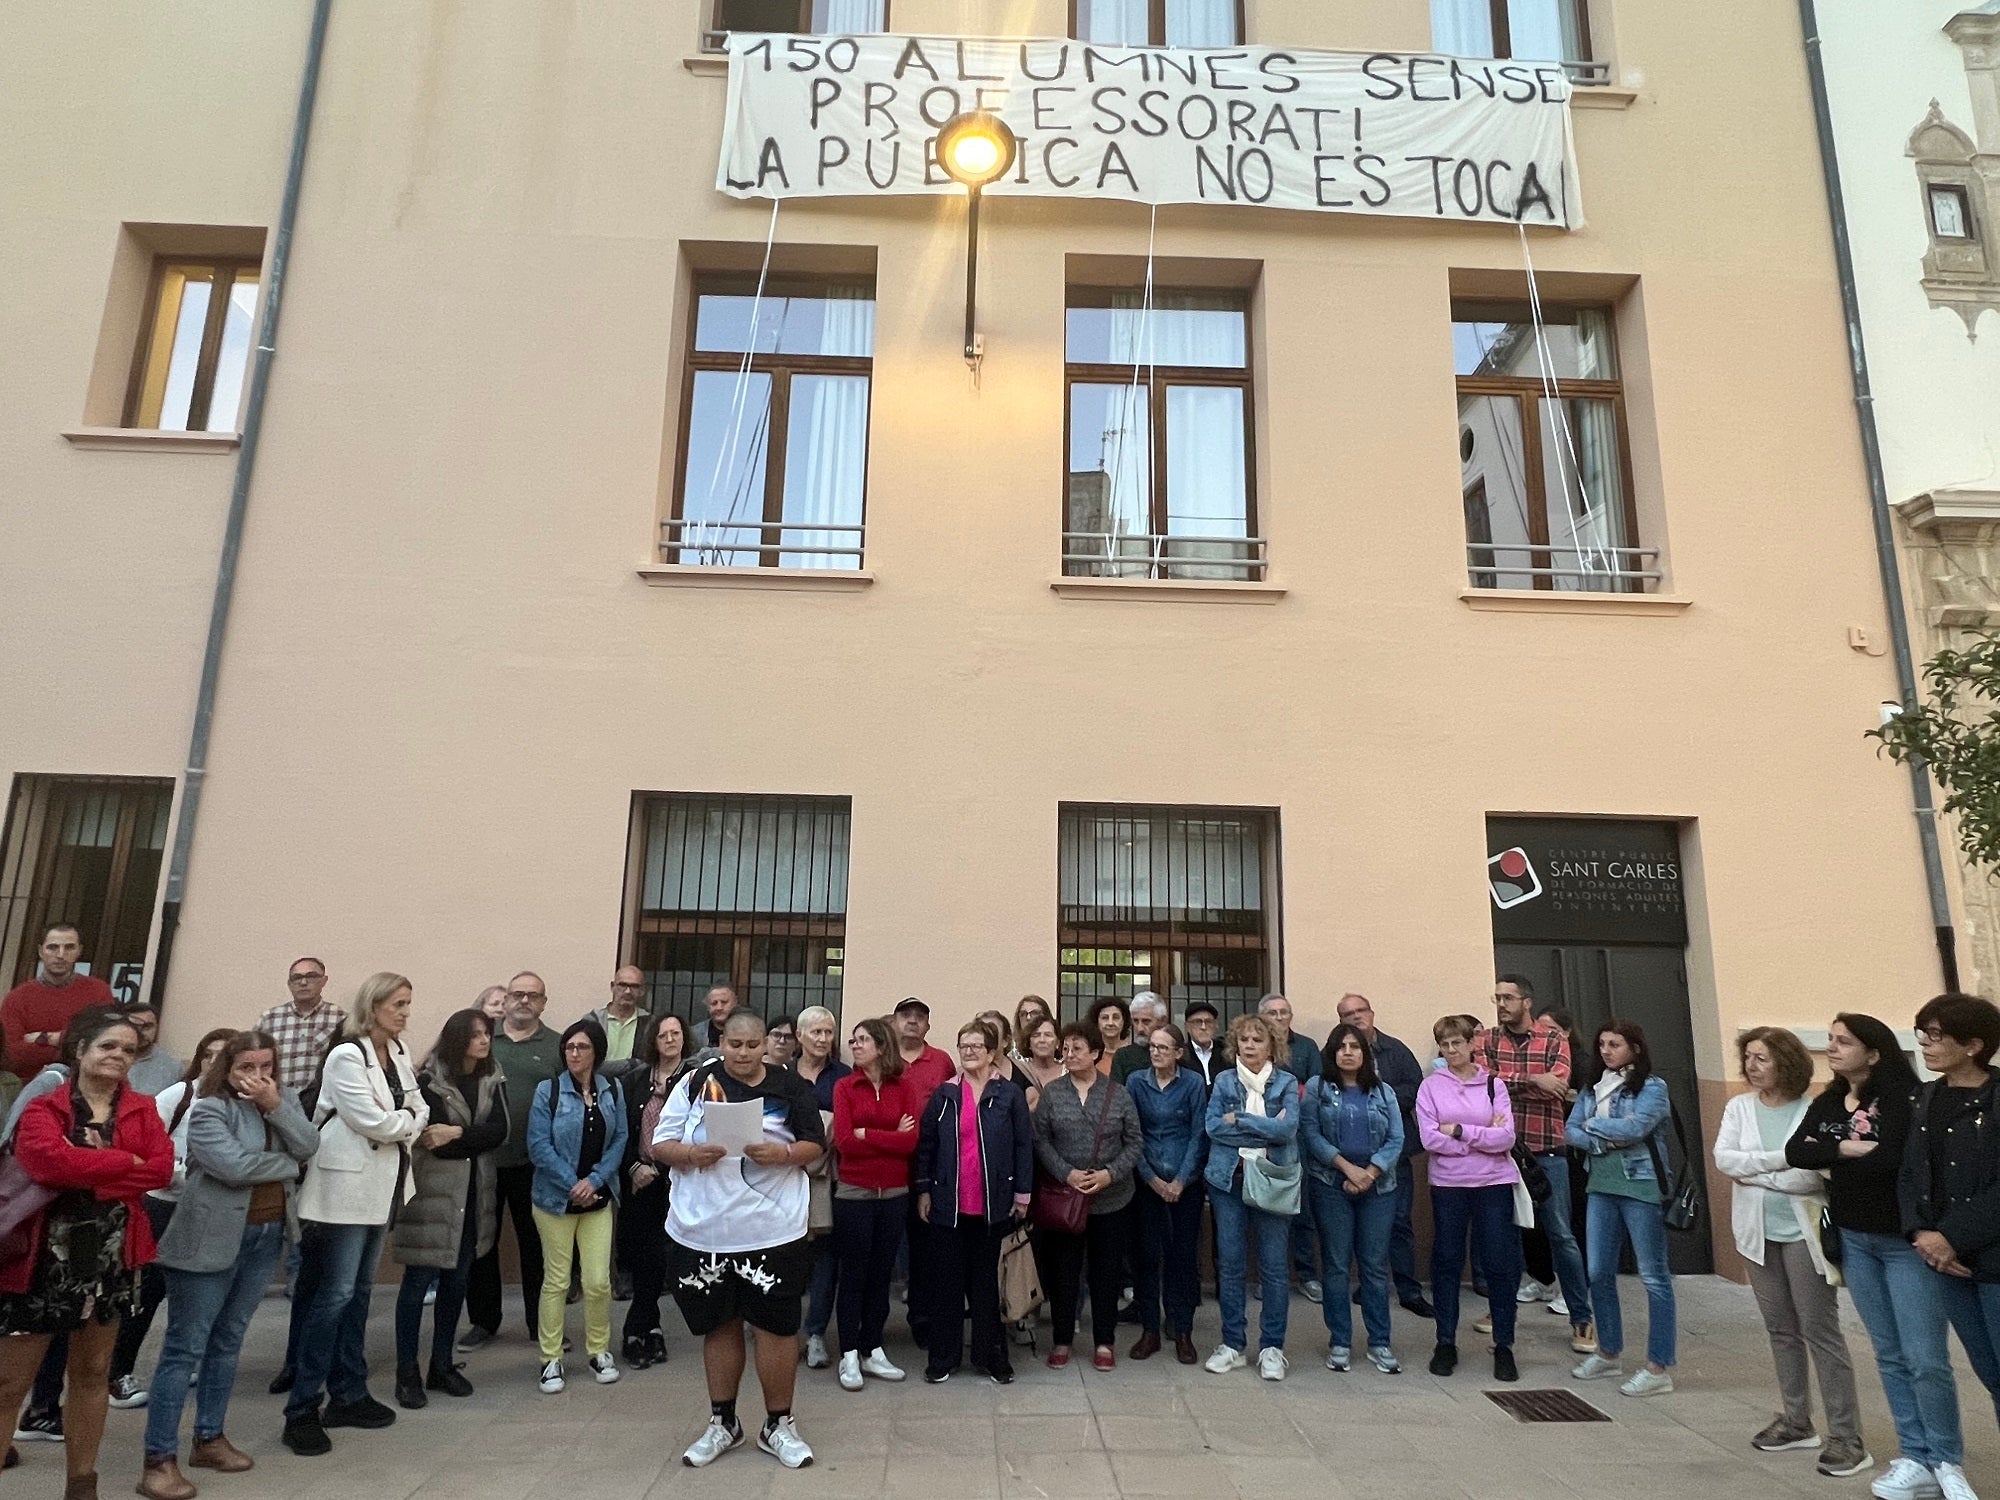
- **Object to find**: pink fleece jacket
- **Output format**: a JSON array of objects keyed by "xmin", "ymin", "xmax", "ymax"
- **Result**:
[{"xmin": 1417, "ymin": 1066, "xmax": 1519, "ymax": 1188}]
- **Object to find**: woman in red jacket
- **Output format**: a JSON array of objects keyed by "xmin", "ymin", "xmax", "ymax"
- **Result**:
[
  {"xmin": 829, "ymin": 1016, "xmax": 919, "ymax": 1393},
  {"xmin": 0, "ymin": 1006, "xmax": 174, "ymax": 1500}
]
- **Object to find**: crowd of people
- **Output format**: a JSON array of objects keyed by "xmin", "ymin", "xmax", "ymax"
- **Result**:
[{"xmin": 0, "ymin": 922, "xmax": 1997, "ymax": 1500}]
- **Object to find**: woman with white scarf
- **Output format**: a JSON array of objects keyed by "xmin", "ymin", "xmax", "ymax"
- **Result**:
[{"xmin": 1201, "ymin": 1014, "xmax": 1301, "ymax": 1382}]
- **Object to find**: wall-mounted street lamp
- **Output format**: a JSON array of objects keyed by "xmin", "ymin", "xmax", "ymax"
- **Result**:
[{"xmin": 936, "ymin": 110, "xmax": 1018, "ymax": 365}]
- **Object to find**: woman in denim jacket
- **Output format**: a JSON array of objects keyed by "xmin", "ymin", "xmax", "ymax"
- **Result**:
[
  {"xmin": 527, "ymin": 1020, "xmax": 627, "ymax": 1395},
  {"xmin": 1126, "ymin": 1023, "xmax": 1207, "ymax": 1364},
  {"xmin": 1202, "ymin": 1014, "xmax": 1300, "ymax": 1382},
  {"xmin": 1300, "ymin": 1024, "xmax": 1404, "ymax": 1375},
  {"xmin": 1566, "ymin": 1020, "xmax": 1675, "ymax": 1397}
]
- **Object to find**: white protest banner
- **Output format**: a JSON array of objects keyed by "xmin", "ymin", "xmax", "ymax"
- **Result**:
[{"xmin": 717, "ymin": 34, "xmax": 1583, "ymax": 228}]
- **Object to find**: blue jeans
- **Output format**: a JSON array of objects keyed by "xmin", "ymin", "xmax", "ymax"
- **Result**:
[
  {"xmin": 1431, "ymin": 1184, "xmax": 1520, "ymax": 1349},
  {"xmin": 395, "ymin": 1234, "xmax": 472, "ymax": 1372},
  {"xmin": 1587, "ymin": 1193, "xmax": 1675, "ymax": 1369},
  {"xmin": 1389, "ymin": 1164, "xmax": 1424, "ymax": 1303},
  {"xmin": 144, "ymin": 1221, "xmax": 287, "ymax": 1459},
  {"xmin": 285, "ymin": 1220, "xmax": 388, "ymax": 1420},
  {"xmin": 1212, "ymin": 1184, "xmax": 1290, "ymax": 1353},
  {"xmin": 1134, "ymin": 1180, "xmax": 1203, "ymax": 1337},
  {"xmin": 1937, "ymin": 1275, "xmax": 2000, "ymax": 1429},
  {"xmin": 1842, "ymin": 1230, "xmax": 1962, "ymax": 1466},
  {"xmin": 1307, "ymin": 1176, "xmax": 1394, "ymax": 1349},
  {"xmin": 1291, "ymin": 1214, "xmax": 1319, "ymax": 1285},
  {"xmin": 1529, "ymin": 1153, "xmax": 1592, "ymax": 1327},
  {"xmin": 804, "ymin": 1236, "xmax": 837, "ymax": 1341}
]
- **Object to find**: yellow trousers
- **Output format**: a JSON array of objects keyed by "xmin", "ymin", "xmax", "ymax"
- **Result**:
[{"xmin": 533, "ymin": 1205, "xmax": 614, "ymax": 1363}]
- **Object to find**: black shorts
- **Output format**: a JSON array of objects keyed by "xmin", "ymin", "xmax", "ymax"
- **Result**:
[{"xmin": 668, "ymin": 1235, "xmax": 812, "ymax": 1337}]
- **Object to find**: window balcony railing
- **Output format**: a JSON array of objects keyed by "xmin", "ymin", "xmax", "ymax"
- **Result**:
[
  {"xmin": 1466, "ymin": 543, "xmax": 1660, "ymax": 593},
  {"xmin": 1562, "ymin": 58, "xmax": 1611, "ymax": 86},
  {"xmin": 1063, "ymin": 531, "xmax": 1268, "ymax": 583},
  {"xmin": 662, "ymin": 517, "xmax": 866, "ymax": 570}
]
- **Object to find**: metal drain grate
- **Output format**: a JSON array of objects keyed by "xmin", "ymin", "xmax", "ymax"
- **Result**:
[{"xmin": 1486, "ymin": 1388, "xmax": 1612, "ymax": 1423}]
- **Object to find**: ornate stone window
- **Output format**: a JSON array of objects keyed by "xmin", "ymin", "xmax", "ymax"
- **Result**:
[{"xmin": 1915, "ymin": 6, "xmax": 2000, "ymax": 334}]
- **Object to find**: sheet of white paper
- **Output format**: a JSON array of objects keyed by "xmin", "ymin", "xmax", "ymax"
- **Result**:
[{"xmin": 702, "ymin": 1098, "xmax": 767, "ymax": 1156}]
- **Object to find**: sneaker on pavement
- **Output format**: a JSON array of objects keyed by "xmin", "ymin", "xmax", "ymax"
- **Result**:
[
  {"xmin": 1206, "ymin": 1344, "xmax": 1246, "ymax": 1374},
  {"xmin": 1751, "ymin": 1417, "xmax": 1821, "ymax": 1453},
  {"xmin": 1473, "ymin": 1314, "xmax": 1493, "ymax": 1335},
  {"xmin": 107, "ymin": 1376, "xmax": 148, "ymax": 1410},
  {"xmin": 804, "ymin": 1334, "xmax": 829, "ymax": 1369},
  {"xmin": 683, "ymin": 1416, "xmax": 745, "ymax": 1468},
  {"xmin": 1549, "ymin": 1295, "xmax": 1569, "ymax": 1317},
  {"xmin": 1258, "ymin": 1347, "xmax": 1288, "ymax": 1382},
  {"xmin": 758, "ymin": 1415, "xmax": 814, "ymax": 1469},
  {"xmin": 1818, "ymin": 1438, "xmax": 1874, "ymax": 1478},
  {"xmin": 1871, "ymin": 1458, "xmax": 1942, "ymax": 1500},
  {"xmin": 1934, "ymin": 1464, "xmax": 1980, "ymax": 1500},
  {"xmin": 1620, "ymin": 1368, "xmax": 1674, "ymax": 1397},
  {"xmin": 1572, "ymin": 1352, "xmax": 1622, "ymax": 1381},
  {"xmin": 1325, "ymin": 1346, "xmax": 1350, "ymax": 1372},
  {"xmin": 1493, "ymin": 1347, "xmax": 1519, "ymax": 1382},
  {"xmin": 838, "ymin": 1351, "xmax": 864, "ymax": 1390},
  {"xmin": 280, "ymin": 1414, "xmax": 330, "ymax": 1457},
  {"xmin": 1301, "ymin": 1279, "xmax": 1324, "ymax": 1304},
  {"xmin": 1516, "ymin": 1278, "xmax": 1555, "ymax": 1305},
  {"xmin": 1368, "ymin": 1345, "xmax": 1402, "ymax": 1374},
  {"xmin": 538, "ymin": 1360, "xmax": 565, "ymax": 1394},
  {"xmin": 861, "ymin": 1347, "xmax": 905, "ymax": 1381},
  {"xmin": 12, "ymin": 1410, "xmax": 61, "ymax": 1442},
  {"xmin": 588, "ymin": 1353, "xmax": 620, "ymax": 1385},
  {"xmin": 455, "ymin": 1326, "xmax": 496, "ymax": 1352},
  {"xmin": 1570, "ymin": 1322, "xmax": 1598, "ymax": 1354}
]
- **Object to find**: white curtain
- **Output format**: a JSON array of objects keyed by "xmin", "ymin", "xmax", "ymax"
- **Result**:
[
  {"xmin": 1506, "ymin": 0, "xmax": 1584, "ymax": 62},
  {"xmin": 1079, "ymin": 0, "xmax": 1150, "ymax": 44},
  {"xmin": 1543, "ymin": 397, "xmax": 1627, "ymax": 588},
  {"xmin": 1430, "ymin": 0, "xmax": 1494, "ymax": 54},
  {"xmin": 1059, "ymin": 812, "xmax": 1262, "ymax": 916},
  {"xmin": 1165, "ymin": 0, "xmax": 1238, "ymax": 46},
  {"xmin": 811, "ymin": 0, "xmax": 884, "ymax": 31},
  {"xmin": 781, "ymin": 287, "xmax": 873, "ymax": 569},
  {"xmin": 644, "ymin": 799, "xmax": 850, "ymax": 916}
]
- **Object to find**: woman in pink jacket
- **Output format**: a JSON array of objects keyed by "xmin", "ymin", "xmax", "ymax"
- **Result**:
[{"xmin": 1417, "ymin": 1013, "xmax": 1522, "ymax": 1384}]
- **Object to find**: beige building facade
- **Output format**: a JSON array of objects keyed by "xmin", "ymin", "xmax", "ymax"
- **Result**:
[{"xmin": 0, "ymin": 0, "xmax": 1959, "ymax": 1268}]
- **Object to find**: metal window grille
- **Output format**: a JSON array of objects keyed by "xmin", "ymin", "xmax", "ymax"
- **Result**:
[
  {"xmin": 623, "ymin": 793, "xmax": 850, "ymax": 1026},
  {"xmin": 1057, "ymin": 804, "xmax": 1278, "ymax": 1024},
  {"xmin": 0, "ymin": 775, "xmax": 175, "ymax": 995}
]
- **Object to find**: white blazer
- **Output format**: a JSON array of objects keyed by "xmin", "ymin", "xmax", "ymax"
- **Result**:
[
  {"xmin": 1712, "ymin": 1091, "xmax": 1831, "ymax": 1278},
  {"xmin": 295, "ymin": 1035, "xmax": 428, "ymax": 1226}
]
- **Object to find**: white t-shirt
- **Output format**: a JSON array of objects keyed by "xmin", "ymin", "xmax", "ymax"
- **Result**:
[{"xmin": 654, "ymin": 1058, "xmax": 826, "ymax": 1255}]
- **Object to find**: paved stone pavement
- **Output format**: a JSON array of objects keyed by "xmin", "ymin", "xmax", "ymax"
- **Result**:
[{"xmin": 32, "ymin": 1277, "xmax": 1999, "ymax": 1499}]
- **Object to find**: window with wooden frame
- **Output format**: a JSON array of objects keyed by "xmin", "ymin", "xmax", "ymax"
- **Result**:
[
  {"xmin": 1453, "ymin": 300, "xmax": 1649, "ymax": 593},
  {"xmin": 1064, "ymin": 287, "xmax": 1260, "ymax": 581},
  {"xmin": 0, "ymin": 775, "xmax": 174, "ymax": 996},
  {"xmin": 670, "ymin": 276, "xmax": 875, "ymax": 570},
  {"xmin": 1058, "ymin": 804, "xmax": 1278, "ymax": 1025},
  {"xmin": 1072, "ymin": 0, "xmax": 1242, "ymax": 46},
  {"xmin": 1430, "ymin": 0, "xmax": 1598, "ymax": 77},
  {"xmin": 125, "ymin": 259, "xmax": 259, "ymax": 431},
  {"xmin": 708, "ymin": 0, "xmax": 886, "ymax": 46},
  {"xmin": 622, "ymin": 793, "xmax": 849, "ymax": 1024}
]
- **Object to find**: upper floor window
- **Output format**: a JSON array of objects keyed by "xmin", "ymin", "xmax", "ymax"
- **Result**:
[
  {"xmin": 1064, "ymin": 287, "xmax": 1261, "ymax": 582},
  {"xmin": 1073, "ymin": 0, "xmax": 1242, "ymax": 47},
  {"xmin": 1930, "ymin": 184, "xmax": 1974, "ymax": 242},
  {"xmin": 671, "ymin": 277, "xmax": 875, "ymax": 571},
  {"xmin": 1453, "ymin": 301, "xmax": 1651, "ymax": 593},
  {"xmin": 126, "ymin": 259, "xmax": 259, "ymax": 432},
  {"xmin": 1430, "ymin": 0, "xmax": 1602, "ymax": 82},
  {"xmin": 709, "ymin": 0, "xmax": 885, "ymax": 44}
]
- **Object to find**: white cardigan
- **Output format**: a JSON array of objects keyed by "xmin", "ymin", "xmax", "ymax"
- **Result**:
[
  {"xmin": 296, "ymin": 1035, "xmax": 428, "ymax": 1226},
  {"xmin": 1711, "ymin": 1091, "xmax": 1831, "ymax": 1278}
]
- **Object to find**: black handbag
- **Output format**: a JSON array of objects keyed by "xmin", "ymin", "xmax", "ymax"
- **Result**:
[
  {"xmin": 1644, "ymin": 1099, "xmax": 1702, "ymax": 1234},
  {"xmin": 1819, "ymin": 1204, "xmax": 1844, "ymax": 1267},
  {"xmin": 1486, "ymin": 1077, "xmax": 1553, "ymax": 1203}
]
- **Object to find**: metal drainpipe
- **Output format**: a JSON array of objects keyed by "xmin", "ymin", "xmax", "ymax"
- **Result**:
[
  {"xmin": 1798, "ymin": 0, "xmax": 1961, "ymax": 991},
  {"xmin": 149, "ymin": 0, "xmax": 334, "ymax": 1009}
]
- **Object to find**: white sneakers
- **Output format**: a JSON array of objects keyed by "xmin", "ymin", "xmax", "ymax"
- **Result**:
[
  {"xmin": 538, "ymin": 1360, "xmax": 565, "ymax": 1394},
  {"xmin": 1258, "ymin": 1347, "xmax": 1288, "ymax": 1382},
  {"xmin": 1205, "ymin": 1345, "xmax": 1247, "ymax": 1374},
  {"xmin": 1572, "ymin": 1353, "xmax": 1622, "ymax": 1381},
  {"xmin": 860, "ymin": 1347, "xmax": 905, "ymax": 1381},
  {"xmin": 1324, "ymin": 1346, "xmax": 1351, "ymax": 1372},
  {"xmin": 804, "ymin": 1334, "xmax": 830, "ymax": 1369},
  {"xmin": 838, "ymin": 1351, "xmax": 864, "ymax": 1391},
  {"xmin": 1517, "ymin": 1278, "xmax": 1556, "ymax": 1305},
  {"xmin": 1935, "ymin": 1464, "xmax": 1981, "ymax": 1500},
  {"xmin": 1549, "ymin": 1295, "xmax": 1570, "ymax": 1317},
  {"xmin": 1620, "ymin": 1368, "xmax": 1674, "ymax": 1398},
  {"xmin": 758, "ymin": 1416, "xmax": 815, "ymax": 1469},
  {"xmin": 1367, "ymin": 1346, "xmax": 1402, "ymax": 1374},
  {"xmin": 588, "ymin": 1353, "xmax": 620, "ymax": 1385},
  {"xmin": 1872, "ymin": 1458, "xmax": 1946, "ymax": 1500},
  {"xmin": 683, "ymin": 1417, "xmax": 745, "ymax": 1468}
]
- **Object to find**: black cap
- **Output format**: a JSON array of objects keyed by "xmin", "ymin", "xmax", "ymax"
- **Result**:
[
  {"xmin": 1183, "ymin": 1000, "xmax": 1220, "ymax": 1020},
  {"xmin": 894, "ymin": 996, "xmax": 930, "ymax": 1015}
]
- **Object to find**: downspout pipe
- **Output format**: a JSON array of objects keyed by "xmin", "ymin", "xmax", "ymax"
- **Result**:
[
  {"xmin": 149, "ymin": 0, "xmax": 333, "ymax": 1009},
  {"xmin": 1798, "ymin": 0, "xmax": 1961, "ymax": 991}
]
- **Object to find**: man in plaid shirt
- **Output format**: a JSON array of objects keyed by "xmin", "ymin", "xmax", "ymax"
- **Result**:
[
  {"xmin": 254, "ymin": 956, "xmax": 346, "ymax": 1093},
  {"xmin": 1474, "ymin": 974, "xmax": 1595, "ymax": 1353}
]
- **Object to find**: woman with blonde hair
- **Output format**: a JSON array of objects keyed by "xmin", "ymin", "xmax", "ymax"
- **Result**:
[
  {"xmin": 1714, "ymin": 1026, "xmax": 1868, "ymax": 1475},
  {"xmin": 790, "ymin": 1004, "xmax": 849, "ymax": 1369},
  {"xmin": 281, "ymin": 973, "xmax": 429, "ymax": 1458},
  {"xmin": 1202, "ymin": 1013, "xmax": 1301, "ymax": 1381}
]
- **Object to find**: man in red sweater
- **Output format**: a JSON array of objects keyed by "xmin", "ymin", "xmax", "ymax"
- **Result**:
[{"xmin": 2, "ymin": 924, "xmax": 115, "ymax": 1080}]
